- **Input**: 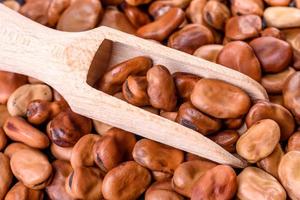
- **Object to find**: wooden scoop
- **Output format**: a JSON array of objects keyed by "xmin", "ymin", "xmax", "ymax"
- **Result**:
[{"xmin": 0, "ymin": 4, "xmax": 268, "ymax": 168}]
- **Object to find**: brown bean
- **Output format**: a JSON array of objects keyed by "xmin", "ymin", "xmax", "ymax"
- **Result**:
[
  {"xmin": 203, "ymin": 1, "xmax": 230, "ymax": 30},
  {"xmin": 98, "ymin": 56, "xmax": 152, "ymax": 94},
  {"xmin": 209, "ymin": 130, "xmax": 239, "ymax": 153},
  {"xmin": 47, "ymin": 0, "xmax": 70, "ymax": 27},
  {"xmin": 100, "ymin": 7, "xmax": 136, "ymax": 34},
  {"xmin": 224, "ymin": 118, "xmax": 243, "ymax": 129},
  {"xmin": 65, "ymin": 166, "xmax": 103, "ymax": 199},
  {"xmin": 3, "ymin": 0, "xmax": 21, "ymax": 11},
  {"xmin": 261, "ymin": 67, "xmax": 295, "ymax": 94},
  {"xmin": 236, "ymin": 119, "xmax": 280, "ymax": 163},
  {"xmin": 45, "ymin": 160, "xmax": 73, "ymax": 200},
  {"xmin": 246, "ymin": 100, "xmax": 295, "ymax": 141},
  {"xmin": 0, "ymin": 105, "xmax": 10, "ymax": 127},
  {"xmin": 250, "ymin": 36, "xmax": 292, "ymax": 73},
  {"xmin": 172, "ymin": 160, "xmax": 217, "ymax": 197},
  {"xmin": 3, "ymin": 116, "xmax": 49, "ymax": 149},
  {"xmin": 133, "ymin": 139, "xmax": 184, "ymax": 174},
  {"xmin": 0, "ymin": 153, "xmax": 13, "ymax": 200},
  {"xmin": 186, "ymin": 0, "xmax": 207, "ymax": 24},
  {"xmin": 57, "ymin": 0, "xmax": 103, "ymax": 32},
  {"xmin": 217, "ymin": 41, "xmax": 262, "ymax": 81},
  {"xmin": 191, "ymin": 165, "xmax": 237, "ymax": 200},
  {"xmin": 282, "ymin": 28, "xmax": 300, "ymax": 69},
  {"xmin": 264, "ymin": 0, "xmax": 291, "ymax": 6},
  {"xmin": 125, "ymin": 0, "xmax": 151, "ymax": 6},
  {"xmin": 102, "ymin": 161, "xmax": 151, "ymax": 200},
  {"xmin": 231, "ymin": 0, "xmax": 264, "ymax": 16},
  {"xmin": 70, "ymin": 134, "xmax": 101, "ymax": 168},
  {"xmin": 146, "ymin": 180, "xmax": 184, "ymax": 200},
  {"xmin": 137, "ymin": 8, "xmax": 185, "ymax": 42},
  {"xmin": 261, "ymin": 27, "xmax": 284, "ymax": 39},
  {"xmin": 278, "ymin": 151, "xmax": 300, "ymax": 200},
  {"xmin": 176, "ymin": 102, "xmax": 221, "ymax": 135},
  {"xmin": 148, "ymin": 1, "xmax": 172, "ymax": 19},
  {"xmin": 122, "ymin": 75, "xmax": 150, "ymax": 106},
  {"xmin": 47, "ymin": 109, "xmax": 92, "ymax": 147},
  {"xmin": 225, "ymin": 15, "xmax": 262, "ymax": 41},
  {"xmin": 152, "ymin": 171, "xmax": 173, "ymax": 182},
  {"xmin": 5, "ymin": 181, "xmax": 44, "ymax": 200},
  {"xmin": 269, "ymin": 95, "xmax": 284, "ymax": 106},
  {"xmin": 191, "ymin": 79, "xmax": 251, "ymax": 119},
  {"xmin": 101, "ymin": 0, "xmax": 123, "ymax": 5},
  {"xmin": 50, "ymin": 143, "xmax": 73, "ymax": 161},
  {"xmin": 92, "ymin": 120, "xmax": 112, "ymax": 135},
  {"xmin": 10, "ymin": 149, "xmax": 52, "ymax": 189},
  {"xmin": 283, "ymin": 72, "xmax": 300, "ymax": 123},
  {"xmin": 0, "ymin": 71, "xmax": 27, "ymax": 104},
  {"xmin": 193, "ymin": 44, "xmax": 223, "ymax": 63},
  {"xmin": 257, "ymin": 144, "xmax": 283, "ymax": 179},
  {"xmin": 286, "ymin": 131, "xmax": 300, "ymax": 152},
  {"xmin": 4, "ymin": 142, "xmax": 34, "ymax": 159},
  {"xmin": 160, "ymin": 111, "xmax": 178, "ymax": 121},
  {"xmin": 120, "ymin": 3, "xmax": 151, "ymax": 28},
  {"xmin": 237, "ymin": 167, "xmax": 286, "ymax": 200},
  {"xmin": 147, "ymin": 65, "xmax": 177, "ymax": 111},
  {"xmin": 168, "ymin": 24, "xmax": 214, "ymax": 54},
  {"xmin": 173, "ymin": 72, "xmax": 201, "ymax": 100},
  {"xmin": 19, "ymin": 0, "xmax": 51, "ymax": 25},
  {"xmin": 0, "ymin": 128, "xmax": 7, "ymax": 151},
  {"xmin": 7, "ymin": 84, "xmax": 52, "ymax": 117}
]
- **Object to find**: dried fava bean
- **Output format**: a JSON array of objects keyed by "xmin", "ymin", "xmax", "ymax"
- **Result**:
[
  {"xmin": 101, "ymin": 0, "xmax": 123, "ymax": 5},
  {"xmin": 104, "ymin": 127, "xmax": 137, "ymax": 160},
  {"xmin": 193, "ymin": 44, "xmax": 223, "ymax": 63},
  {"xmin": 98, "ymin": 56, "xmax": 152, "ymax": 94},
  {"xmin": 0, "ymin": 128, "xmax": 7, "ymax": 151},
  {"xmin": 176, "ymin": 102, "xmax": 221, "ymax": 135},
  {"xmin": 45, "ymin": 160, "xmax": 73, "ymax": 200},
  {"xmin": 3, "ymin": 116, "xmax": 49, "ymax": 149},
  {"xmin": 261, "ymin": 67, "xmax": 295, "ymax": 94},
  {"xmin": 27, "ymin": 100, "xmax": 68, "ymax": 125},
  {"xmin": 50, "ymin": 143, "xmax": 73, "ymax": 161},
  {"xmin": 47, "ymin": 0, "xmax": 70, "ymax": 27},
  {"xmin": 4, "ymin": 142, "xmax": 34, "ymax": 159},
  {"xmin": 48, "ymin": 109, "xmax": 92, "ymax": 147},
  {"xmin": 122, "ymin": 75, "xmax": 149, "ymax": 106},
  {"xmin": 186, "ymin": 0, "xmax": 207, "ymax": 24},
  {"xmin": 133, "ymin": 139, "xmax": 184, "ymax": 174},
  {"xmin": 250, "ymin": 37, "xmax": 292, "ymax": 73},
  {"xmin": 125, "ymin": 0, "xmax": 151, "ymax": 6},
  {"xmin": 7, "ymin": 84, "xmax": 52, "ymax": 117},
  {"xmin": 19, "ymin": 0, "xmax": 51, "ymax": 25},
  {"xmin": 152, "ymin": 171, "xmax": 172, "ymax": 182},
  {"xmin": 269, "ymin": 95, "xmax": 284, "ymax": 106},
  {"xmin": 279, "ymin": 151, "xmax": 300, "ymax": 200},
  {"xmin": 92, "ymin": 120, "xmax": 112, "ymax": 135},
  {"xmin": 286, "ymin": 131, "xmax": 300, "ymax": 152},
  {"xmin": 231, "ymin": 0, "xmax": 264, "ymax": 16},
  {"xmin": 236, "ymin": 119, "xmax": 280, "ymax": 163},
  {"xmin": 0, "ymin": 153, "xmax": 13, "ymax": 200},
  {"xmin": 173, "ymin": 72, "xmax": 201, "ymax": 100},
  {"xmin": 283, "ymin": 72, "xmax": 300, "ymax": 123},
  {"xmin": 121, "ymin": 3, "xmax": 151, "ymax": 28},
  {"xmin": 245, "ymin": 100, "xmax": 295, "ymax": 141},
  {"xmin": 282, "ymin": 28, "xmax": 300, "ymax": 69},
  {"xmin": 100, "ymin": 7, "xmax": 136, "ymax": 34},
  {"xmin": 93, "ymin": 135, "xmax": 123, "ymax": 172},
  {"xmin": 137, "ymin": 8, "xmax": 185, "ymax": 42},
  {"xmin": 65, "ymin": 167, "xmax": 103, "ymax": 199},
  {"xmin": 70, "ymin": 134, "xmax": 101, "ymax": 168},
  {"xmin": 209, "ymin": 130, "xmax": 239, "ymax": 153},
  {"xmin": 160, "ymin": 111, "xmax": 178, "ymax": 121},
  {"xmin": 172, "ymin": 160, "xmax": 217, "ymax": 197},
  {"xmin": 191, "ymin": 165, "xmax": 237, "ymax": 200},
  {"xmin": 257, "ymin": 144, "xmax": 283, "ymax": 179},
  {"xmin": 261, "ymin": 27, "xmax": 284, "ymax": 39},
  {"xmin": 202, "ymin": 1, "xmax": 230, "ymax": 30},
  {"xmin": 264, "ymin": 0, "xmax": 291, "ymax": 5},
  {"xmin": 225, "ymin": 15, "xmax": 262, "ymax": 41},
  {"xmin": 147, "ymin": 65, "xmax": 177, "ymax": 111},
  {"xmin": 5, "ymin": 181, "xmax": 44, "ymax": 200},
  {"xmin": 217, "ymin": 41, "xmax": 262, "ymax": 81},
  {"xmin": 145, "ymin": 180, "xmax": 184, "ymax": 200},
  {"xmin": 143, "ymin": 106, "xmax": 160, "ymax": 115},
  {"xmin": 57, "ymin": 0, "xmax": 103, "ymax": 32},
  {"xmin": 3, "ymin": 0, "xmax": 21, "ymax": 11},
  {"xmin": 224, "ymin": 118, "xmax": 243, "ymax": 129},
  {"xmin": 168, "ymin": 24, "xmax": 214, "ymax": 54},
  {"xmin": 0, "ymin": 71, "xmax": 27, "ymax": 104},
  {"xmin": 102, "ymin": 161, "xmax": 151, "ymax": 200},
  {"xmin": 191, "ymin": 79, "xmax": 251, "ymax": 119},
  {"xmin": 148, "ymin": 1, "xmax": 171, "ymax": 19},
  {"xmin": 237, "ymin": 167, "xmax": 286, "ymax": 200},
  {"xmin": 264, "ymin": 7, "xmax": 300, "ymax": 29},
  {"xmin": 0, "ymin": 105, "xmax": 10, "ymax": 127},
  {"xmin": 10, "ymin": 149, "xmax": 52, "ymax": 189}
]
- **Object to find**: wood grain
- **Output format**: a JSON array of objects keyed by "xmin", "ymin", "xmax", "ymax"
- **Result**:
[{"xmin": 0, "ymin": 4, "xmax": 269, "ymax": 167}]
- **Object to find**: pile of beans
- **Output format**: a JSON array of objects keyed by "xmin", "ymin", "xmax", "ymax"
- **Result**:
[{"xmin": 2, "ymin": 0, "xmax": 300, "ymax": 199}]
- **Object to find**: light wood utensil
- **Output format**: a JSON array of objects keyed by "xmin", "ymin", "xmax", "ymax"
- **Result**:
[{"xmin": 0, "ymin": 4, "xmax": 268, "ymax": 168}]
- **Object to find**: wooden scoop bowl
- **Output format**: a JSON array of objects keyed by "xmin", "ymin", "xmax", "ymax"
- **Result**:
[{"xmin": 0, "ymin": 4, "xmax": 268, "ymax": 168}]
